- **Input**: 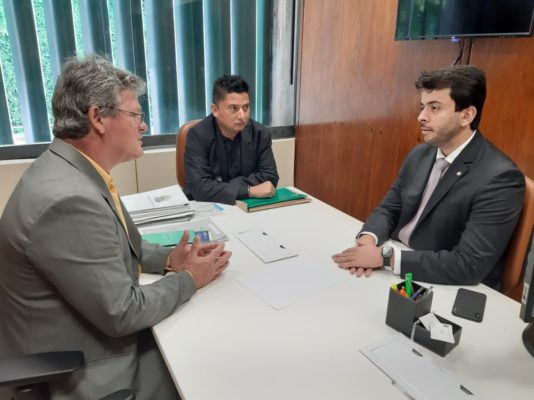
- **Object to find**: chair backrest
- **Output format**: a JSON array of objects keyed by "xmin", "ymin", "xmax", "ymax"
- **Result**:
[
  {"xmin": 502, "ymin": 176, "xmax": 534, "ymax": 301},
  {"xmin": 0, "ymin": 351, "xmax": 135, "ymax": 400},
  {"xmin": 176, "ymin": 119, "xmax": 201, "ymax": 187}
]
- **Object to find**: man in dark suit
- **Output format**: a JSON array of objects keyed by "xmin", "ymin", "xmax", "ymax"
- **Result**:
[
  {"xmin": 0, "ymin": 56, "xmax": 231, "ymax": 399},
  {"xmin": 184, "ymin": 75, "xmax": 279, "ymax": 204},
  {"xmin": 333, "ymin": 65, "xmax": 525, "ymax": 286}
]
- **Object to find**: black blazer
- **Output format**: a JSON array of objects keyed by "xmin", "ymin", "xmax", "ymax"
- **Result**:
[
  {"xmin": 361, "ymin": 131, "xmax": 525, "ymax": 286},
  {"xmin": 184, "ymin": 114, "xmax": 279, "ymax": 204}
]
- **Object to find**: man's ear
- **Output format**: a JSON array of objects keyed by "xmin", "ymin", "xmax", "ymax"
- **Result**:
[
  {"xmin": 210, "ymin": 103, "xmax": 219, "ymax": 117},
  {"xmin": 460, "ymin": 105, "xmax": 477, "ymax": 128},
  {"xmin": 87, "ymin": 106, "xmax": 106, "ymax": 135}
]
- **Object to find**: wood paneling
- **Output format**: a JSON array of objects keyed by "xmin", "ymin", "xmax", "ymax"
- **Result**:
[
  {"xmin": 470, "ymin": 38, "xmax": 534, "ymax": 178},
  {"xmin": 296, "ymin": 0, "xmax": 534, "ymax": 221}
]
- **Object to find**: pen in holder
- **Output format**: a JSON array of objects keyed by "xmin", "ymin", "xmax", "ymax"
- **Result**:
[
  {"xmin": 386, "ymin": 281, "xmax": 462, "ymax": 357},
  {"xmin": 385, "ymin": 281, "xmax": 433, "ymax": 337}
]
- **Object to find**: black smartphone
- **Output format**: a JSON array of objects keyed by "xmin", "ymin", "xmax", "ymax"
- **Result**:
[{"xmin": 452, "ymin": 288, "xmax": 487, "ymax": 322}]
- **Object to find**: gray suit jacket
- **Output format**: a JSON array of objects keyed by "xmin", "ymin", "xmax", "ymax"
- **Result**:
[
  {"xmin": 0, "ymin": 139, "xmax": 196, "ymax": 399},
  {"xmin": 361, "ymin": 131, "xmax": 525, "ymax": 286},
  {"xmin": 184, "ymin": 114, "xmax": 279, "ymax": 204}
]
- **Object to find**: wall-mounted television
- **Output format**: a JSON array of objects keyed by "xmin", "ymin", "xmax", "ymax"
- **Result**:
[{"xmin": 395, "ymin": 0, "xmax": 534, "ymax": 40}]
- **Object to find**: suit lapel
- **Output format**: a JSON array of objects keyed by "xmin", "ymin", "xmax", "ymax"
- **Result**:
[
  {"xmin": 416, "ymin": 132, "xmax": 483, "ymax": 227},
  {"xmin": 121, "ymin": 199, "xmax": 142, "ymax": 255},
  {"xmin": 400, "ymin": 149, "xmax": 436, "ymax": 226},
  {"xmin": 212, "ymin": 117, "xmax": 229, "ymax": 181},
  {"xmin": 48, "ymin": 139, "xmax": 142, "ymax": 259},
  {"xmin": 240, "ymin": 122, "xmax": 253, "ymax": 175},
  {"xmin": 98, "ymin": 194, "xmax": 141, "ymax": 260}
]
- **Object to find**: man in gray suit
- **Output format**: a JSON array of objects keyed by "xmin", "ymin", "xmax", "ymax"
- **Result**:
[
  {"xmin": 333, "ymin": 65, "xmax": 525, "ymax": 287},
  {"xmin": 0, "ymin": 56, "xmax": 231, "ymax": 399}
]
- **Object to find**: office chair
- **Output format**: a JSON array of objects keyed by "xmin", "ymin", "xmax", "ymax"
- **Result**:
[
  {"xmin": 176, "ymin": 119, "xmax": 201, "ymax": 187},
  {"xmin": 501, "ymin": 176, "xmax": 534, "ymax": 302},
  {"xmin": 0, "ymin": 351, "xmax": 134, "ymax": 400}
]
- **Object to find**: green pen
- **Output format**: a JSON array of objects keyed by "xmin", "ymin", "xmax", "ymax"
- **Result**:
[{"xmin": 405, "ymin": 273, "xmax": 413, "ymax": 297}]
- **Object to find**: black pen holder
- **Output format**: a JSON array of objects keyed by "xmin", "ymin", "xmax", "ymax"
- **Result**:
[
  {"xmin": 385, "ymin": 282, "xmax": 433, "ymax": 337},
  {"xmin": 385, "ymin": 281, "xmax": 462, "ymax": 357},
  {"xmin": 412, "ymin": 314, "xmax": 462, "ymax": 357}
]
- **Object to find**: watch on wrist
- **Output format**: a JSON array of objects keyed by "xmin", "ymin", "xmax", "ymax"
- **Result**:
[{"xmin": 381, "ymin": 246, "xmax": 393, "ymax": 271}]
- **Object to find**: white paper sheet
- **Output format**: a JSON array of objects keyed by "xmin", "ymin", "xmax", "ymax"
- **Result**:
[
  {"xmin": 419, "ymin": 313, "xmax": 440, "ymax": 330},
  {"xmin": 237, "ymin": 256, "xmax": 345, "ymax": 310},
  {"xmin": 419, "ymin": 313, "xmax": 455, "ymax": 344},
  {"xmin": 234, "ymin": 229, "xmax": 297, "ymax": 263}
]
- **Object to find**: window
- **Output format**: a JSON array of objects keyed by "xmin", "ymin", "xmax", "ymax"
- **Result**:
[{"xmin": 0, "ymin": 0, "xmax": 295, "ymax": 156}]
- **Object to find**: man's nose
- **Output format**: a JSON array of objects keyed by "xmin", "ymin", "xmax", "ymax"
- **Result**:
[
  {"xmin": 418, "ymin": 109, "xmax": 427, "ymax": 123},
  {"xmin": 140, "ymin": 120, "xmax": 148, "ymax": 132}
]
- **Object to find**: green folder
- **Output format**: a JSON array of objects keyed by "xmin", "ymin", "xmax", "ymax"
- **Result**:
[
  {"xmin": 236, "ymin": 187, "xmax": 310, "ymax": 212},
  {"xmin": 142, "ymin": 230, "xmax": 195, "ymax": 246}
]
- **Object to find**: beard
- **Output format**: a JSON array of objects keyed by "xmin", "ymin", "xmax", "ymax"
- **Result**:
[{"xmin": 422, "ymin": 121, "xmax": 462, "ymax": 149}]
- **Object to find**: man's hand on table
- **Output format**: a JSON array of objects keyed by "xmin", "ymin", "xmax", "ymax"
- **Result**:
[
  {"xmin": 332, "ymin": 234, "xmax": 384, "ymax": 278},
  {"xmin": 169, "ymin": 230, "xmax": 232, "ymax": 288}
]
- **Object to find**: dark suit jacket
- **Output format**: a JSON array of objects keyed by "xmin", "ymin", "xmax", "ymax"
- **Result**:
[
  {"xmin": 184, "ymin": 114, "xmax": 279, "ymax": 204},
  {"xmin": 361, "ymin": 131, "xmax": 525, "ymax": 286},
  {"xmin": 0, "ymin": 139, "xmax": 196, "ymax": 399}
]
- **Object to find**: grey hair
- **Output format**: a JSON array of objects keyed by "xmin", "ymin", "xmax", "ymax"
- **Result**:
[{"xmin": 52, "ymin": 55, "xmax": 146, "ymax": 139}]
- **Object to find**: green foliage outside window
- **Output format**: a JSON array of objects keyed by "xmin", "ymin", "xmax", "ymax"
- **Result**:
[
  {"xmin": 0, "ymin": 0, "xmax": 110, "ymax": 144},
  {"xmin": 0, "ymin": 0, "xmax": 22, "ymax": 139}
]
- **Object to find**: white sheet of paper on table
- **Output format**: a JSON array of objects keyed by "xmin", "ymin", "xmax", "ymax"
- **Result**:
[{"xmin": 237, "ymin": 255, "xmax": 345, "ymax": 310}]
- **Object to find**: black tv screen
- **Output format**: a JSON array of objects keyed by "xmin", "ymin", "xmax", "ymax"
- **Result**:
[{"xmin": 395, "ymin": 0, "xmax": 534, "ymax": 40}]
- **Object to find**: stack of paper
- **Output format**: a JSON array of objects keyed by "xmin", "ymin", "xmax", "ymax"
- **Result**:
[{"xmin": 121, "ymin": 185, "xmax": 193, "ymax": 226}]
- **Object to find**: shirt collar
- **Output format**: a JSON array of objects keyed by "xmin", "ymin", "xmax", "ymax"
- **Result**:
[
  {"xmin": 74, "ymin": 148, "xmax": 113, "ymax": 189},
  {"xmin": 436, "ymin": 130, "xmax": 477, "ymax": 163}
]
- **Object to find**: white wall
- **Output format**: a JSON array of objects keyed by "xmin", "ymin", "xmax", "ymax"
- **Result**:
[{"xmin": 0, "ymin": 138, "xmax": 295, "ymax": 213}]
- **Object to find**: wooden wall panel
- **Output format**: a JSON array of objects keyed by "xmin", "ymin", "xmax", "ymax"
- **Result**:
[
  {"xmin": 470, "ymin": 38, "xmax": 534, "ymax": 178},
  {"xmin": 296, "ymin": 0, "xmax": 534, "ymax": 222}
]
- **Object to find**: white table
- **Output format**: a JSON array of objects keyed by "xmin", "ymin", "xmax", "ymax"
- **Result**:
[{"xmin": 141, "ymin": 192, "xmax": 534, "ymax": 400}]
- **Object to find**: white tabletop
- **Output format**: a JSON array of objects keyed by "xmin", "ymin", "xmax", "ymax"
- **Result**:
[{"xmin": 141, "ymin": 191, "xmax": 534, "ymax": 400}]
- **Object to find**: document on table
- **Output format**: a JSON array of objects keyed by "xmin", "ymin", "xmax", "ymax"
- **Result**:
[
  {"xmin": 122, "ymin": 185, "xmax": 193, "ymax": 226},
  {"xmin": 234, "ymin": 229, "xmax": 297, "ymax": 263},
  {"xmin": 122, "ymin": 184, "xmax": 188, "ymax": 210},
  {"xmin": 237, "ymin": 256, "xmax": 345, "ymax": 310},
  {"xmin": 360, "ymin": 334, "xmax": 477, "ymax": 400}
]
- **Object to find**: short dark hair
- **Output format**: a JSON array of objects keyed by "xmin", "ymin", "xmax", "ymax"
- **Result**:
[
  {"xmin": 415, "ymin": 65, "xmax": 486, "ymax": 130},
  {"xmin": 212, "ymin": 75, "xmax": 249, "ymax": 104}
]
